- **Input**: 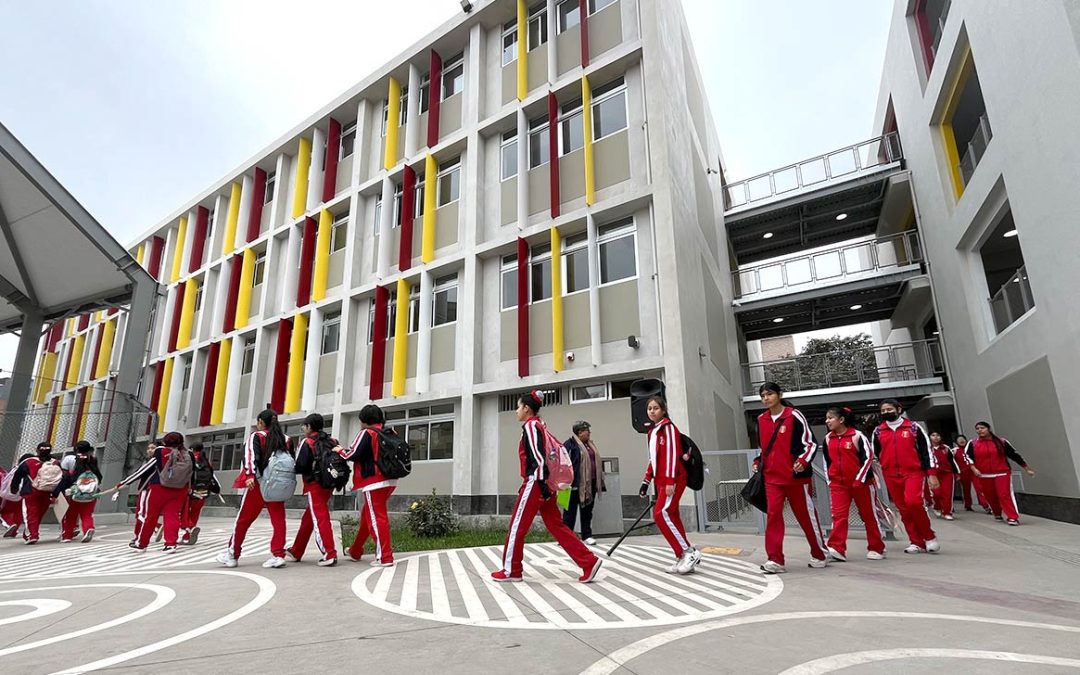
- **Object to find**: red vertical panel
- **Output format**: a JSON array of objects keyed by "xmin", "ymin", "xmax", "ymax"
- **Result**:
[
  {"xmin": 71, "ymin": 387, "xmax": 88, "ymax": 445},
  {"xmin": 89, "ymin": 325, "xmax": 104, "ymax": 379},
  {"xmin": 199, "ymin": 342, "xmax": 220, "ymax": 427},
  {"xmin": 107, "ymin": 307, "xmax": 119, "ymax": 317},
  {"xmin": 296, "ymin": 217, "xmax": 318, "ymax": 307},
  {"xmin": 46, "ymin": 322, "xmax": 63, "ymax": 352},
  {"xmin": 399, "ymin": 166, "xmax": 416, "ymax": 270},
  {"xmin": 323, "ymin": 118, "xmax": 342, "ymax": 203},
  {"xmin": 222, "ymin": 254, "xmax": 243, "ymax": 333},
  {"xmin": 148, "ymin": 362, "xmax": 164, "ymax": 420},
  {"xmin": 270, "ymin": 318, "xmax": 293, "ymax": 414},
  {"xmin": 369, "ymin": 286, "xmax": 390, "ymax": 400},
  {"xmin": 517, "ymin": 238, "xmax": 530, "ymax": 378},
  {"xmin": 913, "ymin": 0, "xmax": 934, "ymax": 71},
  {"xmin": 548, "ymin": 92, "xmax": 561, "ymax": 217},
  {"xmin": 168, "ymin": 283, "xmax": 186, "ymax": 353},
  {"xmin": 148, "ymin": 236, "xmax": 165, "ymax": 280},
  {"xmin": 46, "ymin": 397, "xmax": 60, "ymax": 443},
  {"xmin": 427, "ymin": 50, "xmax": 443, "ymax": 149},
  {"xmin": 247, "ymin": 168, "xmax": 267, "ymax": 243},
  {"xmin": 77, "ymin": 314, "xmax": 90, "ymax": 331},
  {"xmin": 60, "ymin": 341, "xmax": 75, "ymax": 390},
  {"xmin": 579, "ymin": 0, "xmax": 590, "ymax": 67},
  {"xmin": 189, "ymin": 206, "xmax": 210, "ymax": 273}
]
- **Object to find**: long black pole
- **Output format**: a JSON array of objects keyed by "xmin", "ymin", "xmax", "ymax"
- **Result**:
[{"xmin": 606, "ymin": 500, "xmax": 654, "ymax": 557}]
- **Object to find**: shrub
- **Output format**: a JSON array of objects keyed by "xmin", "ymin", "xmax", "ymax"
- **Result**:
[{"xmin": 405, "ymin": 489, "xmax": 459, "ymax": 538}]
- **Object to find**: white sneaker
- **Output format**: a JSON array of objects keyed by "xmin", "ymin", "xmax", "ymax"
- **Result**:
[
  {"xmin": 866, "ymin": 551, "xmax": 886, "ymax": 560},
  {"xmin": 934, "ymin": 510, "xmax": 942, "ymax": 518},
  {"xmin": 807, "ymin": 557, "xmax": 828, "ymax": 569},
  {"xmin": 584, "ymin": 537, "xmax": 597, "ymax": 546},
  {"xmin": 925, "ymin": 539, "xmax": 940, "ymax": 553},
  {"xmin": 943, "ymin": 514, "xmax": 955, "ymax": 521},
  {"xmin": 82, "ymin": 528, "xmax": 95, "ymax": 543},
  {"xmin": 827, "ymin": 547, "xmax": 847, "ymax": 562},
  {"xmin": 162, "ymin": 545, "xmax": 178, "ymax": 554},
  {"xmin": 216, "ymin": 551, "xmax": 238, "ymax": 568},
  {"xmin": 317, "ymin": 556, "xmax": 338, "ymax": 567},
  {"xmin": 676, "ymin": 548, "xmax": 702, "ymax": 574},
  {"xmin": 370, "ymin": 559, "xmax": 395, "ymax": 567},
  {"xmin": 284, "ymin": 551, "xmax": 299, "ymax": 563},
  {"xmin": 904, "ymin": 544, "xmax": 924, "ymax": 554},
  {"xmin": 760, "ymin": 560, "xmax": 786, "ymax": 574},
  {"xmin": 262, "ymin": 556, "xmax": 286, "ymax": 569},
  {"xmin": 666, "ymin": 561, "xmax": 680, "ymax": 574}
]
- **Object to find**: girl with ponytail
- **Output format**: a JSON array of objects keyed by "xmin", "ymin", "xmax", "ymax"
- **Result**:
[
  {"xmin": 965, "ymin": 422, "xmax": 1036, "ymax": 525},
  {"xmin": 821, "ymin": 406, "xmax": 886, "ymax": 561}
]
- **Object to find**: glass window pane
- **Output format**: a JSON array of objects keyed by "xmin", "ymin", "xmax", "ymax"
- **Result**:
[
  {"xmin": 565, "ymin": 248, "xmax": 589, "ymax": 293},
  {"xmin": 502, "ymin": 269, "xmax": 518, "ymax": 309},
  {"xmin": 502, "ymin": 30, "xmax": 516, "ymax": 65},
  {"xmin": 785, "ymin": 258, "xmax": 813, "ymax": 286},
  {"xmin": 572, "ymin": 384, "xmax": 607, "ymax": 401},
  {"xmin": 501, "ymin": 140, "xmax": 517, "ymax": 179},
  {"xmin": 813, "ymin": 251, "xmax": 842, "ymax": 280},
  {"xmin": 443, "ymin": 64, "xmax": 464, "ymax": 98},
  {"xmin": 434, "ymin": 287, "xmax": 458, "ymax": 326},
  {"xmin": 591, "ymin": 0, "xmax": 616, "ymax": 12},
  {"xmin": 529, "ymin": 129, "xmax": 549, "ymax": 168},
  {"xmin": 438, "ymin": 167, "xmax": 460, "ymax": 206},
  {"xmin": 531, "ymin": 258, "xmax": 552, "ymax": 300},
  {"xmin": 528, "ymin": 14, "xmax": 547, "ymax": 48},
  {"xmin": 430, "ymin": 403, "xmax": 454, "ymax": 415},
  {"xmin": 599, "ymin": 235, "xmax": 636, "ymax": 283},
  {"xmin": 407, "ymin": 425, "xmax": 429, "ymax": 461},
  {"xmin": 593, "ymin": 91, "xmax": 627, "ymax": 140},
  {"xmin": 559, "ymin": 0, "xmax": 580, "ymax": 31},
  {"xmin": 561, "ymin": 113, "xmax": 583, "ymax": 155},
  {"xmin": 385, "ymin": 410, "xmax": 406, "ymax": 422},
  {"xmin": 428, "ymin": 421, "xmax": 454, "ymax": 460}
]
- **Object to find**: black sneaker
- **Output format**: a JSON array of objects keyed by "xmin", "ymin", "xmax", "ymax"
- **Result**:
[{"xmin": 162, "ymin": 545, "xmax": 178, "ymax": 554}]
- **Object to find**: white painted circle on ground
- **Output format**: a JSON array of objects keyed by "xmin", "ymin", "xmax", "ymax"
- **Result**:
[
  {"xmin": 0, "ymin": 598, "xmax": 72, "ymax": 626},
  {"xmin": 351, "ymin": 543, "xmax": 782, "ymax": 630},
  {"xmin": 779, "ymin": 648, "xmax": 1080, "ymax": 674}
]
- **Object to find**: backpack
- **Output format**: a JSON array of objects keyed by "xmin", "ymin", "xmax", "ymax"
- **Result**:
[
  {"xmin": 31, "ymin": 461, "xmax": 63, "ymax": 492},
  {"xmin": 374, "ymin": 428, "xmax": 412, "ymax": 480},
  {"xmin": 0, "ymin": 468, "xmax": 21, "ymax": 502},
  {"xmin": 191, "ymin": 455, "xmax": 214, "ymax": 492},
  {"xmin": 259, "ymin": 450, "xmax": 297, "ymax": 502},
  {"xmin": 680, "ymin": 434, "xmax": 705, "ymax": 491},
  {"xmin": 159, "ymin": 448, "xmax": 194, "ymax": 489},
  {"xmin": 539, "ymin": 424, "xmax": 574, "ymax": 494},
  {"xmin": 70, "ymin": 471, "xmax": 100, "ymax": 502},
  {"xmin": 312, "ymin": 440, "xmax": 351, "ymax": 490}
]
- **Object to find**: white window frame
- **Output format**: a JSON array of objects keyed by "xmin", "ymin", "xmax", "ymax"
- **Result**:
[
  {"xmin": 368, "ymin": 288, "xmax": 421, "ymax": 342},
  {"xmin": 321, "ymin": 312, "xmax": 341, "ymax": 355},
  {"xmin": 530, "ymin": 244, "xmax": 553, "ymax": 303},
  {"xmin": 501, "ymin": 20, "xmax": 518, "ymax": 66},
  {"xmin": 561, "ymin": 231, "xmax": 590, "ymax": 296},
  {"xmin": 570, "ymin": 382, "xmax": 610, "ymax": 404},
  {"xmin": 264, "ymin": 171, "xmax": 276, "ymax": 204},
  {"xmin": 252, "ymin": 252, "xmax": 266, "ymax": 288},
  {"xmin": 528, "ymin": 5, "xmax": 549, "ymax": 50},
  {"xmin": 331, "ymin": 212, "xmax": 349, "ymax": 252},
  {"xmin": 500, "ymin": 254, "xmax": 522, "ymax": 311},
  {"xmin": 529, "ymin": 118, "xmax": 550, "ymax": 168},
  {"xmin": 558, "ymin": 101, "xmax": 584, "ymax": 156},
  {"xmin": 500, "ymin": 133, "xmax": 518, "ymax": 182},
  {"xmin": 436, "ymin": 157, "xmax": 462, "ymax": 207},
  {"xmin": 432, "ymin": 274, "xmax": 459, "ymax": 327},
  {"xmin": 597, "ymin": 218, "xmax": 638, "ymax": 287},
  {"xmin": 241, "ymin": 336, "xmax": 256, "ymax": 375},
  {"xmin": 589, "ymin": 0, "xmax": 617, "ymax": 15},
  {"xmin": 413, "ymin": 180, "xmax": 425, "ymax": 219},
  {"xmin": 556, "ymin": 0, "xmax": 581, "ymax": 33},
  {"xmin": 442, "ymin": 55, "xmax": 465, "ymax": 100},
  {"xmin": 193, "ymin": 282, "xmax": 204, "ymax": 312},
  {"xmin": 340, "ymin": 122, "xmax": 357, "ymax": 159},
  {"xmin": 591, "ymin": 78, "xmax": 628, "ymax": 142},
  {"xmin": 419, "ymin": 73, "xmax": 430, "ymax": 113},
  {"xmin": 395, "ymin": 407, "xmax": 455, "ymax": 462}
]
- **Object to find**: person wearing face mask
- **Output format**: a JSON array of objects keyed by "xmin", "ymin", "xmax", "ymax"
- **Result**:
[{"xmin": 872, "ymin": 399, "xmax": 940, "ymax": 554}]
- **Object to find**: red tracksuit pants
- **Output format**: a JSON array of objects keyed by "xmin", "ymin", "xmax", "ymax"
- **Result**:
[
  {"xmin": 884, "ymin": 473, "xmax": 936, "ymax": 548},
  {"xmin": 1, "ymin": 498, "xmax": 22, "ymax": 530},
  {"xmin": 959, "ymin": 470, "xmax": 988, "ymax": 509},
  {"xmin": 827, "ymin": 481, "xmax": 885, "ymax": 556},
  {"xmin": 137, "ymin": 484, "xmax": 187, "ymax": 548},
  {"xmin": 931, "ymin": 474, "xmax": 955, "ymax": 516},
  {"xmin": 764, "ymin": 481, "xmax": 827, "ymax": 565},
  {"xmin": 228, "ymin": 481, "xmax": 287, "ymax": 559},
  {"xmin": 132, "ymin": 489, "xmax": 152, "ymax": 541},
  {"xmin": 348, "ymin": 486, "xmax": 395, "ymax": 563},
  {"xmin": 181, "ymin": 496, "xmax": 206, "ymax": 531},
  {"xmin": 290, "ymin": 482, "xmax": 338, "ymax": 561},
  {"xmin": 22, "ymin": 490, "xmax": 52, "ymax": 541},
  {"xmin": 979, "ymin": 474, "xmax": 1020, "ymax": 521},
  {"xmin": 61, "ymin": 495, "xmax": 96, "ymax": 540},
  {"xmin": 654, "ymin": 480, "xmax": 692, "ymax": 558},
  {"xmin": 500, "ymin": 478, "xmax": 597, "ymax": 577}
]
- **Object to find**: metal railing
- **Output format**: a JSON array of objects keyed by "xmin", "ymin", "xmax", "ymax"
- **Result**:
[
  {"xmin": 732, "ymin": 230, "xmax": 922, "ymax": 300},
  {"xmin": 959, "ymin": 113, "xmax": 993, "ymax": 186},
  {"xmin": 724, "ymin": 132, "xmax": 903, "ymax": 210},
  {"xmin": 929, "ymin": 0, "xmax": 952, "ymax": 59},
  {"xmin": 742, "ymin": 339, "xmax": 945, "ymax": 396},
  {"xmin": 989, "ymin": 265, "xmax": 1033, "ymax": 334}
]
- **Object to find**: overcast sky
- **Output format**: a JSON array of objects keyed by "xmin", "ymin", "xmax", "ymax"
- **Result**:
[{"xmin": 0, "ymin": 0, "xmax": 892, "ymax": 376}]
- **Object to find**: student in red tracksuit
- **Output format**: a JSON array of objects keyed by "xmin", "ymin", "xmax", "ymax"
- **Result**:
[
  {"xmin": 929, "ymin": 432, "xmax": 959, "ymax": 520},
  {"xmin": 180, "ymin": 442, "xmax": 220, "ymax": 545},
  {"xmin": 492, "ymin": 391, "xmax": 603, "ymax": 583},
  {"xmin": 133, "ymin": 432, "xmax": 191, "ymax": 553},
  {"xmin": 753, "ymin": 382, "xmax": 827, "ymax": 574},
  {"xmin": 343, "ymin": 404, "xmax": 399, "ymax": 566},
  {"xmin": 873, "ymin": 399, "xmax": 940, "ymax": 554},
  {"xmin": 57, "ymin": 441, "xmax": 102, "ymax": 543},
  {"xmin": 287, "ymin": 413, "xmax": 343, "ymax": 567},
  {"xmin": 821, "ymin": 407, "xmax": 886, "ymax": 562},
  {"xmin": 10, "ymin": 442, "xmax": 59, "ymax": 544},
  {"xmin": 953, "ymin": 434, "xmax": 989, "ymax": 513},
  {"xmin": 218, "ymin": 409, "xmax": 293, "ymax": 569},
  {"xmin": 1, "ymin": 453, "xmax": 32, "ymax": 538},
  {"xmin": 638, "ymin": 396, "xmax": 700, "ymax": 574},
  {"xmin": 115, "ymin": 442, "xmax": 160, "ymax": 546},
  {"xmin": 965, "ymin": 421, "xmax": 1036, "ymax": 526}
]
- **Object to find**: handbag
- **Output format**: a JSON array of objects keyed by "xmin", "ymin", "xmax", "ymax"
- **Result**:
[{"xmin": 740, "ymin": 420, "xmax": 785, "ymax": 513}]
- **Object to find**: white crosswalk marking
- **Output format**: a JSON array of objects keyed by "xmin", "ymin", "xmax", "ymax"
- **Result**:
[{"xmin": 352, "ymin": 543, "xmax": 783, "ymax": 630}]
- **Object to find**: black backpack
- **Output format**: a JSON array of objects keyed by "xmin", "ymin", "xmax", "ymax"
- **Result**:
[
  {"xmin": 680, "ymin": 434, "xmax": 705, "ymax": 491},
  {"xmin": 192, "ymin": 455, "xmax": 214, "ymax": 491},
  {"xmin": 374, "ymin": 428, "xmax": 412, "ymax": 479},
  {"xmin": 312, "ymin": 440, "xmax": 351, "ymax": 490}
]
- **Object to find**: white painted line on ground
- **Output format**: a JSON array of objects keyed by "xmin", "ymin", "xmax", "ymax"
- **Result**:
[
  {"xmin": 0, "ymin": 599, "xmax": 72, "ymax": 626},
  {"xmin": 779, "ymin": 648, "xmax": 1080, "ymax": 674}
]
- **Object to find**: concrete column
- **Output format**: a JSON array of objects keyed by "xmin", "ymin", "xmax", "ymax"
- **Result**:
[
  {"xmin": 587, "ymin": 212, "xmax": 602, "ymax": 366},
  {"xmin": 163, "ymin": 353, "xmax": 187, "ymax": 432},
  {"xmin": 405, "ymin": 64, "xmax": 421, "ymax": 158},
  {"xmin": 376, "ymin": 177, "xmax": 394, "ymax": 278},
  {"xmin": 222, "ymin": 335, "xmax": 245, "ymax": 424},
  {"xmin": 0, "ymin": 312, "xmax": 44, "ymax": 465},
  {"xmin": 211, "ymin": 261, "xmax": 230, "ymax": 335},
  {"xmin": 280, "ymin": 224, "xmax": 302, "ymax": 314},
  {"xmin": 546, "ymin": 0, "xmax": 558, "ymax": 84},
  {"xmin": 301, "ymin": 308, "xmax": 323, "ymax": 412},
  {"xmin": 516, "ymin": 109, "xmax": 528, "ymax": 228},
  {"xmin": 236, "ymin": 175, "xmax": 253, "ymax": 251},
  {"xmin": 416, "ymin": 269, "xmax": 434, "ymax": 393},
  {"xmin": 308, "ymin": 127, "xmax": 326, "ymax": 211},
  {"xmin": 158, "ymin": 286, "xmax": 177, "ymax": 355}
]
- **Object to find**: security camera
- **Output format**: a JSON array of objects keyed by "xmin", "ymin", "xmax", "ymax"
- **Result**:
[
  {"xmin": 628, "ymin": 335, "xmax": 640, "ymax": 349},
  {"xmin": 567, "ymin": 351, "xmax": 575, "ymax": 362},
  {"xmin": 460, "ymin": 0, "xmax": 473, "ymax": 12}
]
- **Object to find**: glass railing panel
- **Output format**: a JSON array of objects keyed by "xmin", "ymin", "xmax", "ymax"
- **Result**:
[
  {"xmin": 773, "ymin": 166, "xmax": 799, "ymax": 194},
  {"xmin": 812, "ymin": 250, "xmax": 842, "ymax": 280},
  {"xmin": 748, "ymin": 176, "xmax": 773, "ymax": 201},
  {"xmin": 827, "ymin": 149, "xmax": 858, "ymax": 177},
  {"xmin": 757, "ymin": 264, "xmax": 784, "ymax": 291},
  {"xmin": 785, "ymin": 258, "xmax": 813, "ymax": 286},
  {"xmin": 843, "ymin": 242, "xmax": 874, "ymax": 273},
  {"xmin": 799, "ymin": 157, "xmax": 828, "ymax": 185}
]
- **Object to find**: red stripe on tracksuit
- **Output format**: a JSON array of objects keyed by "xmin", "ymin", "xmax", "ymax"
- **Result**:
[
  {"xmin": 61, "ymin": 495, "xmax": 96, "ymax": 540},
  {"xmin": 342, "ymin": 426, "xmax": 398, "ymax": 563},
  {"xmin": 954, "ymin": 446, "xmax": 988, "ymax": 509},
  {"xmin": 644, "ymin": 418, "xmax": 692, "ymax": 558},
  {"xmin": 822, "ymin": 429, "xmax": 885, "ymax": 556},
  {"xmin": 289, "ymin": 435, "xmax": 340, "ymax": 561},
  {"xmin": 136, "ymin": 447, "xmax": 189, "ymax": 548},
  {"xmin": 499, "ymin": 417, "xmax": 597, "ymax": 577},
  {"xmin": 874, "ymin": 419, "xmax": 937, "ymax": 548},
  {"xmin": 930, "ymin": 444, "xmax": 958, "ymax": 516}
]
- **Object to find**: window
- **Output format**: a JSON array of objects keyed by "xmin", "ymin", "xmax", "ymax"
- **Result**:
[
  {"xmin": 528, "ymin": 5, "xmax": 549, "ymax": 48},
  {"xmin": 980, "ymin": 207, "xmax": 1033, "ymax": 333},
  {"xmin": 373, "ymin": 188, "xmax": 404, "ymax": 232},
  {"xmin": 563, "ymin": 232, "xmax": 589, "ymax": 293},
  {"xmin": 557, "ymin": 0, "xmax": 580, "ymax": 32},
  {"xmin": 442, "ymin": 54, "xmax": 464, "ymax": 99},
  {"xmin": 368, "ymin": 288, "xmax": 421, "ymax": 342},
  {"xmin": 241, "ymin": 335, "xmax": 256, "ymax": 375},
  {"xmin": 382, "ymin": 94, "xmax": 408, "ymax": 136},
  {"xmin": 531, "ymin": 244, "xmax": 552, "ymax": 302},
  {"xmin": 321, "ymin": 312, "xmax": 341, "ymax": 354},
  {"xmin": 559, "ymin": 100, "xmax": 584, "ymax": 156},
  {"xmin": 264, "ymin": 171, "xmax": 276, "ymax": 204},
  {"xmin": 598, "ymin": 219, "xmax": 637, "ymax": 284},
  {"xmin": 944, "ymin": 57, "xmax": 991, "ymax": 193},
  {"xmin": 571, "ymin": 383, "xmax": 608, "ymax": 403},
  {"xmin": 252, "ymin": 252, "xmax": 266, "ymax": 287},
  {"xmin": 437, "ymin": 157, "xmax": 461, "ymax": 207},
  {"xmin": 502, "ymin": 21, "xmax": 517, "ymax": 66},
  {"xmin": 331, "ymin": 212, "xmax": 349, "ymax": 252},
  {"xmin": 610, "ymin": 379, "xmax": 634, "ymax": 399},
  {"xmin": 182, "ymin": 359, "xmax": 193, "ymax": 391},
  {"xmin": 413, "ymin": 180, "xmax": 424, "ymax": 219},
  {"xmin": 389, "ymin": 406, "xmax": 454, "ymax": 461},
  {"xmin": 592, "ymin": 78, "xmax": 628, "ymax": 141},
  {"xmin": 419, "ymin": 73, "xmax": 430, "ymax": 113},
  {"xmin": 590, "ymin": 0, "xmax": 616, "ymax": 12},
  {"xmin": 529, "ymin": 117, "xmax": 550, "ymax": 168},
  {"xmin": 913, "ymin": 0, "xmax": 952, "ymax": 71},
  {"xmin": 500, "ymin": 133, "xmax": 517, "ymax": 181},
  {"xmin": 499, "ymin": 389, "xmax": 562, "ymax": 412},
  {"xmin": 433, "ymin": 275, "xmax": 458, "ymax": 327},
  {"xmin": 501, "ymin": 254, "xmax": 520, "ymax": 310},
  {"xmin": 193, "ymin": 282, "xmax": 204, "ymax": 312},
  {"xmin": 340, "ymin": 122, "xmax": 357, "ymax": 159}
]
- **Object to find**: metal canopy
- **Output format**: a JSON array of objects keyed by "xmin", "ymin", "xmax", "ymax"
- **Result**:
[{"xmin": 0, "ymin": 122, "xmax": 155, "ymax": 333}]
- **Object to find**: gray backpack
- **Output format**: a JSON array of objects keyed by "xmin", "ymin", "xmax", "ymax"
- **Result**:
[
  {"xmin": 159, "ymin": 448, "xmax": 194, "ymax": 489},
  {"xmin": 259, "ymin": 450, "xmax": 296, "ymax": 502}
]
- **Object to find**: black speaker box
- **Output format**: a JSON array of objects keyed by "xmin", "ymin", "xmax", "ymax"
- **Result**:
[{"xmin": 630, "ymin": 378, "xmax": 666, "ymax": 434}]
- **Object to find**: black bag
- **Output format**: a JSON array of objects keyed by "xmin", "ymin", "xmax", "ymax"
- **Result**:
[
  {"xmin": 740, "ymin": 421, "xmax": 784, "ymax": 513},
  {"xmin": 374, "ymin": 428, "xmax": 412, "ymax": 479},
  {"xmin": 191, "ymin": 456, "xmax": 215, "ymax": 492},
  {"xmin": 680, "ymin": 434, "xmax": 705, "ymax": 491},
  {"xmin": 313, "ymin": 442, "xmax": 351, "ymax": 490}
]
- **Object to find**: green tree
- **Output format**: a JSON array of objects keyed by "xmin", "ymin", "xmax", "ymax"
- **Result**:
[{"xmin": 794, "ymin": 333, "xmax": 879, "ymax": 390}]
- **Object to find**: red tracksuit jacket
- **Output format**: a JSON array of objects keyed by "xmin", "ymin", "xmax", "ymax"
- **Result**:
[
  {"xmin": 643, "ymin": 417, "xmax": 686, "ymax": 489},
  {"xmin": 518, "ymin": 417, "xmax": 549, "ymax": 486},
  {"xmin": 872, "ymin": 419, "xmax": 936, "ymax": 477},
  {"xmin": 233, "ymin": 431, "xmax": 294, "ymax": 488},
  {"xmin": 754, "ymin": 407, "xmax": 816, "ymax": 484},
  {"xmin": 821, "ymin": 428, "xmax": 874, "ymax": 485},
  {"xmin": 344, "ymin": 425, "xmax": 399, "ymax": 491},
  {"xmin": 953, "ymin": 445, "xmax": 974, "ymax": 474},
  {"xmin": 931, "ymin": 444, "xmax": 959, "ymax": 475},
  {"xmin": 964, "ymin": 437, "xmax": 1028, "ymax": 476}
]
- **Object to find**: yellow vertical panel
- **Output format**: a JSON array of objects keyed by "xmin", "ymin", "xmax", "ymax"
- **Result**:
[
  {"xmin": 170, "ymin": 217, "xmax": 188, "ymax": 283},
  {"xmin": 939, "ymin": 48, "xmax": 974, "ymax": 199},
  {"xmin": 77, "ymin": 386, "xmax": 92, "ymax": 440},
  {"xmin": 66, "ymin": 335, "xmax": 85, "ymax": 389},
  {"xmin": 422, "ymin": 154, "xmax": 438, "ymax": 263},
  {"xmin": 135, "ymin": 243, "xmax": 145, "ymax": 266},
  {"xmin": 391, "ymin": 278, "xmax": 411, "ymax": 396},
  {"xmin": 384, "ymin": 77, "xmax": 401, "ymax": 170},
  {"xmin": 582, "ymin": 75, "xmax": 596, "ymax": 205},
  {"xmin": 65, "ymin": 319, "xmax": 74, "ymax": 337},
  {"xmin": 551, "ymin": 227, "xmax": 564, "ymax": 372},
  {"xmin": 516, "ymin": 0, "xmax": 527, "ymax": 100},
  {"xmin": 34, "ymin": 352, "xmax": 58, "ymax": 404},
  {"xmin": 234, "ymin": 248, "xmax": 256, "ymax": 330},
  {"xmin": 312, "ymin": 209, "xmax": 333, "ymax": 301},
  {"xmin": 292, "ymin": 137, "xmax": 312, "ymax": 218},
  {"xmin": 210, "ymin": 338, "xmax": 232, "ymax": 425},
  {"xmin": 157, "ymin": 357, "xmax": 174, "ymax": 433},
  {"xmin": 223, "ymin": 182, "xmax": 242, "ymax": 255},
  {"xmin": 94, "ymin": 319, "xmax": 116, "ymax": 379},
  {"xmin": 177, "ymin": 278, "xmax": 198, "ymax": 350},
  {"xmin": 284, "ymin": 312, "xmax": 308, "ymax": 414}
]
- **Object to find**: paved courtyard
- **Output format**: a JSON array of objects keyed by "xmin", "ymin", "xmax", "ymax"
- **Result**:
[{"xmin": 1, "ymin": 513, "xmax": 1079, "ymax": 674}]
